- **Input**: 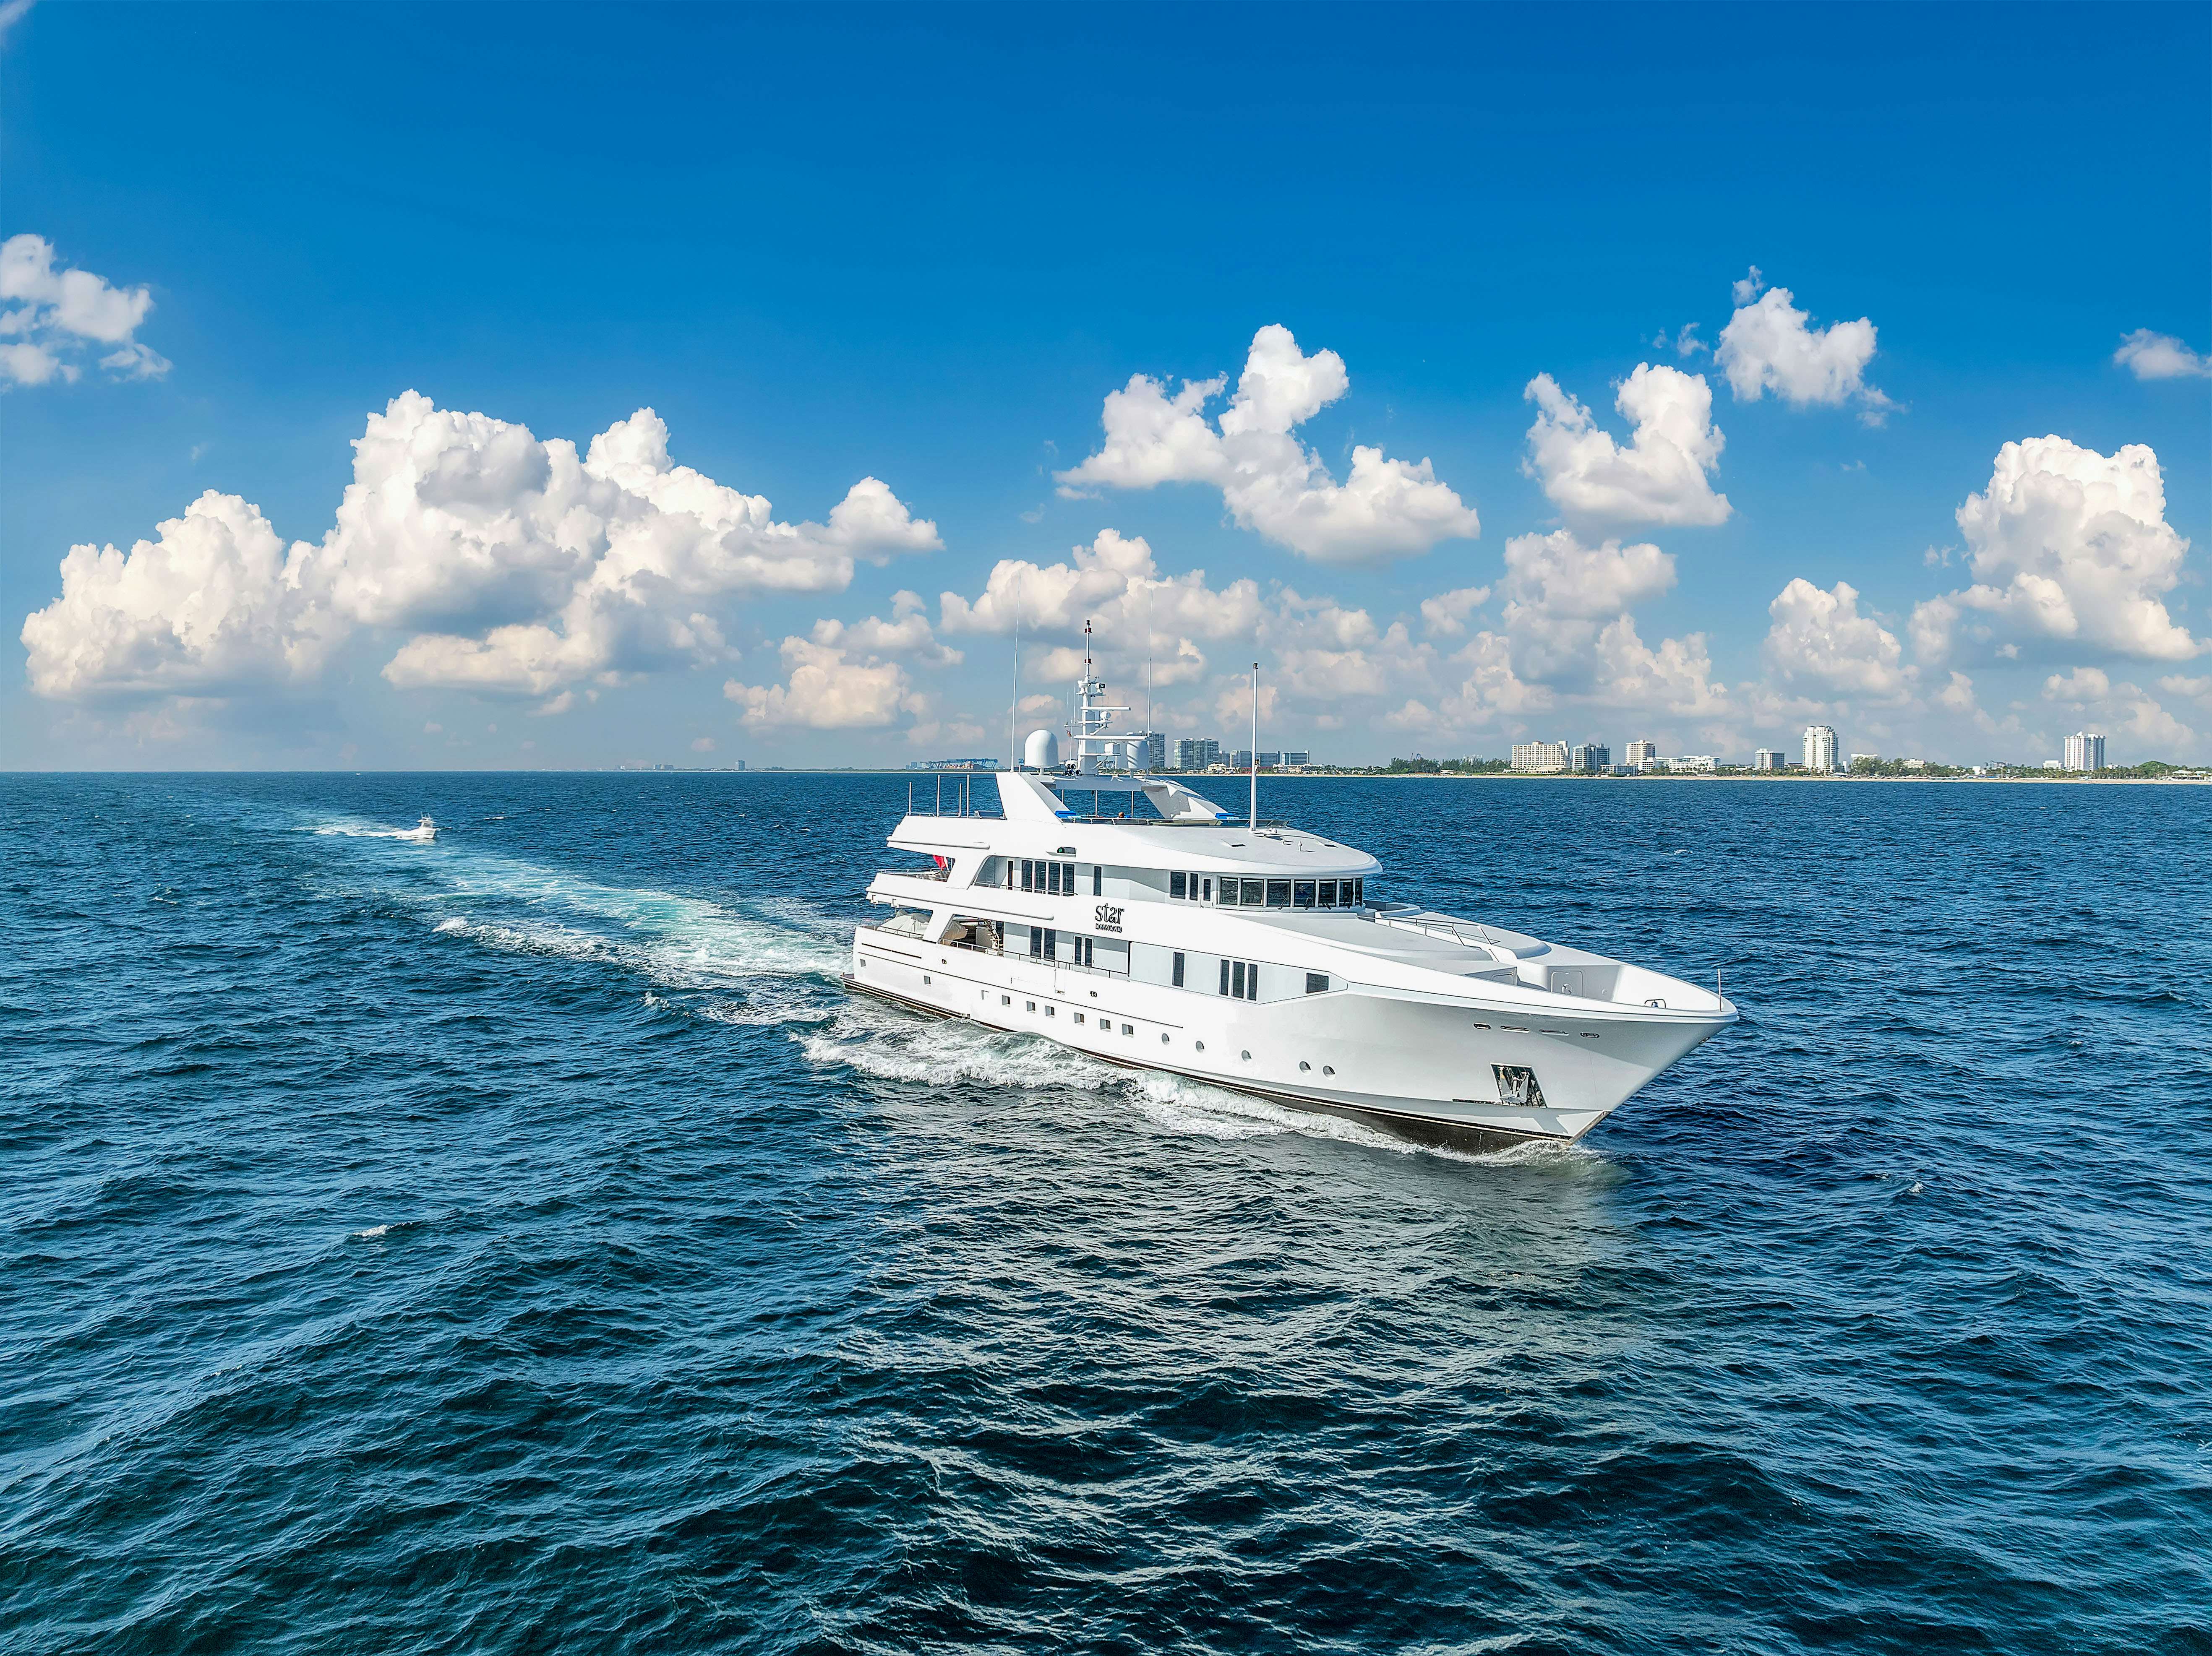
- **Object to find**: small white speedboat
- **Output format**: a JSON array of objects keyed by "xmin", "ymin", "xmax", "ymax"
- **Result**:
[{"xmin": 395, "ymin": 815, "xmax": 438, "ymax": 843}]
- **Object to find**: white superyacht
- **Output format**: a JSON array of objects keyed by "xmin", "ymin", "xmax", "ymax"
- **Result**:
[{"xmin": 846, "ymin": 671, "xmax": 1737, "ymax": 1150}]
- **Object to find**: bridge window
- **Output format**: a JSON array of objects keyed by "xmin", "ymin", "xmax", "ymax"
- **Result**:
[
  {"xmin": 1306, "ymin": 972, "xmax": 1328, "ymax": 994},
  {"xmin": 1028, "ymin": 927, "xmax": 1042, "ymax": 958},
  {"xmin": 1239, "ymin": 878, "xmax": 1264, "ymax": 906},
  {"xmin": 1266, "ymin": 880, "xmax": 1290, "ymax": 907},
  {"xmin": 1294, "ymin": 880, "xmax": 1315, "ymax": 908},
  {"xmin": 1318, "ymin": 880, "xmax": 1336, "ymax": 907},
  {"xmin": 1170, "ymin": 871, "xmax": 1186, "ymax": 899},
  {"xmin": 1092, "ymin": 866, "xmax": 1102, "ymax": 896},
  {"xmin": 1201, "ymin": 877, "xmax": 1212, "ymax": 902}
]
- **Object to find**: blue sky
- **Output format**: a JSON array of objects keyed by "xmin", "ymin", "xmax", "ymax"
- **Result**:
[{"xmin": 5, "ymin": 1, "xmax": 2207, "ymax": 769}]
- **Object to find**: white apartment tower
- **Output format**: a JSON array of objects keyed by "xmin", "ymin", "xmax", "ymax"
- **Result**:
[
  {"xmin": 2064, "ymin": 732, "xmax": 2105, "ymax": 772},
  {"xmin": 1803, "ymin": 725, "xmax": 1840, "ymax": 773},
  {"xmin": 1625, "ymin": 739, "xmax": 1657, "ymax": 769},
  {"xmin": 1511, "ymin": 740, "xmax": 1570, "ymax": 773}
]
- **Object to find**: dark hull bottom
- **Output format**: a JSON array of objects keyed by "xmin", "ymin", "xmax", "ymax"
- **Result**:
[{"xmin": 839, "ymin": 974, "xmax": 1555, "ymax": 1157}]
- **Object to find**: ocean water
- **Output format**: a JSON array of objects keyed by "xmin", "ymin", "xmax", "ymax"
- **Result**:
[{"xmin": 2, "ymin": 772, "xmax": 2207, "ymax": 1655}]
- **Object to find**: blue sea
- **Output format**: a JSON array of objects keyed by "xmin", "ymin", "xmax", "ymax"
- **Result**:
[{"xmin": 3, "ymin": 773, "xmax": 2207, "ymax": 1654}]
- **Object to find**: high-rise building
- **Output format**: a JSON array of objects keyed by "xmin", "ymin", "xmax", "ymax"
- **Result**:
[
  {"xmin": 1257, "ymin": 750, "xmax": 1281, "ymax": 768},
  {"xmin": 1511, "ymin": 740, "xmax": 1569, "ymax": 773},
  {"xmin": 1803, "ymin": 725, "xmax": 1840, "ymax": 773},
  {"xmin": 2065, "ymin": 732, "xmax": 2106, "ymax": 772},
  {"xmin": 1753, "ymin": 748, "xmax": 1784, "ymax": 771},
  {"xmin": 1281, "ymin": 749, "xmax": 1310, "ymax": 768},
  {"xmin": 1570, "ymin": 742, "xmax": 1610, "ymax": 773},
  {"xmin": 1172, "ymin": 737, "xmax": 1221, "ymax": 771},
  {"xmin": 1231, "ymin": 749, "xmax": 1254, "ymax": 771},
  {"xmin": 1625, "ymin": 738, "xmax": 1657, "ymax": 769}
]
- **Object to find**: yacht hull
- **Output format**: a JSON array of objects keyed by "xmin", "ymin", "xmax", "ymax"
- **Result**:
[{"xmin": 847, "ymin": 924, "xmax": 1727, "ymax": 1146}]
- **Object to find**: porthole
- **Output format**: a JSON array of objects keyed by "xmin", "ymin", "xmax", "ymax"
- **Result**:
[
  {"xmin": 1026, "ymin": 1000, "xmax": 1036, "ymax": 1012},
  {"xmin": 1160, "ymin": 1034, "xmax": 1169, "ymax": 1044},
  {"xmin": 1298, "ymin": 1061, "xmax": 1310, "ymax": 1072},
  {"xmin": 1195, "ymin": 1040, "xmax": 1205, "ymax": 1052},
  {"xmin": 1001, "ymin": 995, "xmax": 1011, "ymax": 1006},
  {"xmin": 1241, "ymin": 1050, "xmax": 1252, "ymax": 1060},
  {"xmin": 1121, "ymin": 1023, "xmax": 1133, "ymax": 1036},
  {"xmin": 1046, "ymin": 1006, "xmax": 1055, "ymax": 1017},
  {"xmin": 1322, "ymin": 1066, "xmax": 1335, "ymax": 1077},
  {"xmin": 1075, "ymin": 1012, "xmax": 1085, "ymax": 1024},
  {"xmin": 923, "ymin": 974, "xmax": 931, "ymax": 985}
]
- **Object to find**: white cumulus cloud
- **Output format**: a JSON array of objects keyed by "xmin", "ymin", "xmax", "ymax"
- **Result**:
[
  {"xmin": 724, "ymin": 635, "xmax": 923, "ymax": 730},
  {"xmin": 1762, "ymin": 578, "xmax": 1911, "ymax": 698},
  {"xmin": 1055, "ymin": 324, "xmax": 1480, "ymax": 564},
  {"xmin": 1716, "ymin": 282, "xmax": 1891, "ymax": 421},
  {"xmin": 21, "ymin": 391, "xmax": 941, "ymax": 706},
  {"xmin": 1522, "ymin": 365, "xmax": 1730, "ymax": 528},
  {"xmin": 2113, "ymin": 329, "xmax": 2212, "ymax": 381},
  {"xmin": 1911, "ymin": 436, "xmax": 2196, "ymax": 665},
  {"xmin": 0, "ymin": 233, "xmax": 170, "ymax": 387},
  {"xmin": 21, "ymin": 492, "xmax": 336, "ymax": 700}
]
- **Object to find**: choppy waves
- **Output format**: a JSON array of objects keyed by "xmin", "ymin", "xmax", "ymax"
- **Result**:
[{"xmin": 3, "ymin": 773, "xmax": 2207, "ymax": 1654}]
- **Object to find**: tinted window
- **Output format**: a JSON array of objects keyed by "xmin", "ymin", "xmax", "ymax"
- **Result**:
[
  {"xmin": 1294, "ymin": 880, "xmax": 1315, "ymax": 908},
  {"xmin": 1244, "ymin": 962, "xmax": 1259, "ymax": 1000},
  {"xmin": 1172, "ymin": 951, "xmax": 1185, "ymax": 987},
  {"xmin": 1305, "ymin": 972, "xmax": 1328, "ymax": 994},
  {"xmin": 1219, "ymin": 880, "xmax": 1239, "ymax": 907},
  {"xmin": 1241, "ymin": 878, "xmax": 1265, "ymax": 906},
  {"xmin": 1170, "ymin": 872, "xmax": 1186, "ymax": 899},
  {"xmin": 1231, "ymin": 961, "xmax": 1246, "ymax": 997},
  {"xmin": 1318, "ymin": 880, "xmax": 1336, "ymax": 906},
  {"xmin": 1266, "ymin": 880, "xmax": 1290, "ymax": 908},
  {"xmin": 1201, "ymin": 877, "xmax": 1212, "ymax": 901},
  {"xmin": 1218, "ymin": 958, "xmax": 1230, "ymax": 995},
  {"xmin": 1028, "ymin": 927, "xmax": 1042, "ymax": 957},
  {"xmin": 1093, "ymin": 865, "xmax": 1102, "ymax": 896}
]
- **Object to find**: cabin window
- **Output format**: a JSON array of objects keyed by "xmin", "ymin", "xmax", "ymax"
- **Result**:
[
  {"xmin": 1266, "ymin": 880, "xmax": 1290, "ymax": 908},
  {"xmin": 1121, "ymin": 1023, "xmax": 1133, "ymax": 1036},
  {"xmin": 1235, "ymin": 878, "xmax": 1260, "ymax": 906},
  {"xmin": 1219, "ymin": 958, "xmax": 1231, "ymax": 995},
  {"xmin": 1170, "ymin": 872, "xmax": 1186, "ymax": 900},
  {"xmin": 1306, "ymin": 972, "xmax": 1328, "ymax": 995},
  {"xmin": 1019, "ymin": 858, "xmax": 1032, "ymax": 891},
  {"xmin": 1028, "ymin": 927, "xmax": 1042, "ymax": 958},
  {"xmin": 1073, "ymin": 936, "xmax": 1094, "ymax": 968},
  {"xmin": 1049, "ymin": 862, "xmax": 1064, "ymax": 895},
  {"xmin": 1318, "ymin": 880, "xmax": 1336, "ymax": 907},
  {"xmin": 1347, "ymin": 877, "xmax": 1364, "ymax": 906},
  {"xmin": 1043, "ymin": 927, "xmax": 1058, "ymax": 959},
  {"xmin": 1218, "ymin": 880, "xmax": 1237, "ymax": 908},
  {"xmin": 1075, "ymin": 1012, "xmax": 1085, "ymax": 1024},
  {"xmin": 1244, "ymin": 963, "xmax": 1259, "ymax": 1000},
  {"xmin": 1045, "ymin": 1005, "xmax": 1055, "ymax": 1017},
  {"xmin": 1294, "ymin": 880, "xmax": 1315, "ymax": 908},
  {"xmin": 1171, "ymin": 951, "xmax": 1185, "ymax": 987},
  {"xmin": 1201, "ymin": 877, "xmax": 1212, "ymax": 902},
  {"xmin": 1232, "ymin": 961, "xmax": 1247, "ymax": 997},
  {"xmin": 1092, "ymin": 866, "xmax": 1103, "ymax": 896}
]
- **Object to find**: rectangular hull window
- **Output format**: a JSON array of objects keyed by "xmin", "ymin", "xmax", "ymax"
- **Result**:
[
  {"xmin": 1244, "ymin": 963, "xmax": 1259, "ymax": 1001},
  {"xmin": 1219, "ymin": 958, "xmax": 1231, "ymax": 995},
  {"xmin": 1170, "ymin": 872, "xmax": 1187, "ymax": 900},
  {"xmin": 1231, "ymin": 961, "xmax": 1246, "ymax": 998},
  {"xmin": 1172, "ymin": 951, "xmax": 1185, "ymax": 987},
  {"xmin": 1494, "ymin": 1065, "xmax": 1547, "ymax": 1110}
]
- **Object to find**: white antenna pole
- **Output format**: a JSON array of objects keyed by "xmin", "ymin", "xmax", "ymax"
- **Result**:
[
  {"xmin": 1249, "ymin": 659, "xmax": 1259, "ymax": 828},
  {"xmin": 1010, "ymin": 615, "xmax": 1019, "ymax": 771}
]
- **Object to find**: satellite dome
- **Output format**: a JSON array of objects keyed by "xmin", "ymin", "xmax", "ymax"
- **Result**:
[{"xmin": 1022, "ymin": 729, "xmax": 1060, "ymax": 771}]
